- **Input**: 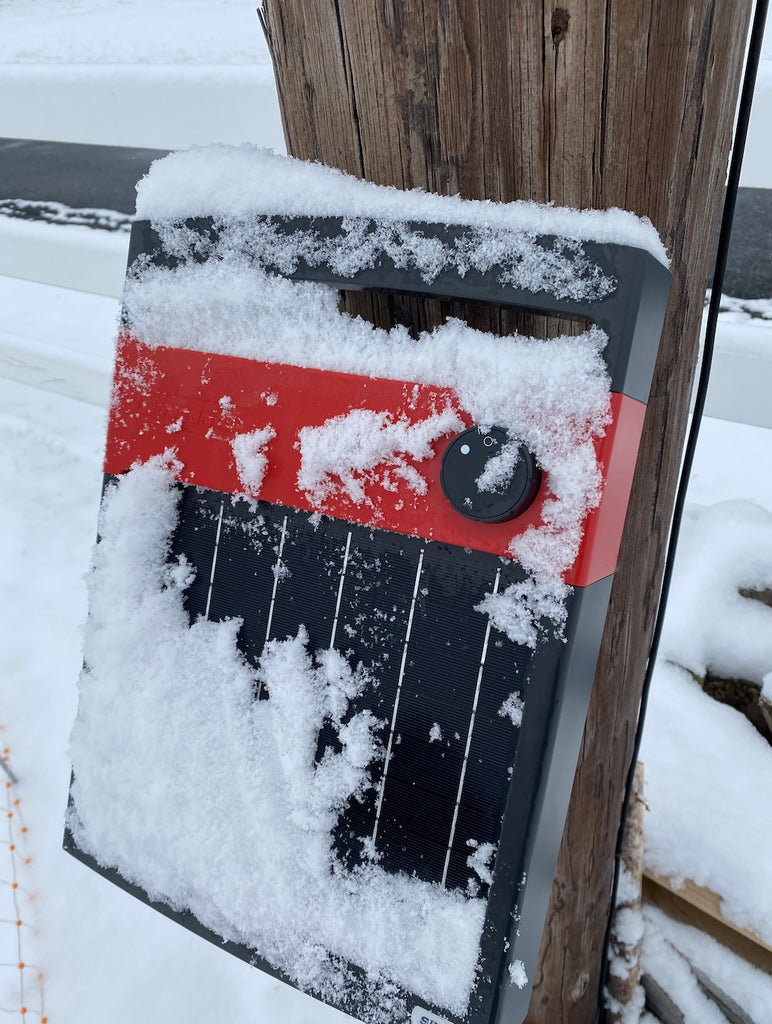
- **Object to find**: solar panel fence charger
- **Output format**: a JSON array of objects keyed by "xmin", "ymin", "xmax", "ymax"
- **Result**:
[{"xmin": 64, "ymin": 150, "xmax": 671, "ymax": 1024}]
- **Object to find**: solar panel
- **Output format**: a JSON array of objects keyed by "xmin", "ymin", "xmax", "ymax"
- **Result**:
[{"xmin": 64, "ymin": 207, "xmax": 670, "ymax": 1024}]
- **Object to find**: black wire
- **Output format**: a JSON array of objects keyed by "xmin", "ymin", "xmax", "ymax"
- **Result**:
[{"xmin": 598, "ymin": 0, "xmax": 769, "ymax": 1015}]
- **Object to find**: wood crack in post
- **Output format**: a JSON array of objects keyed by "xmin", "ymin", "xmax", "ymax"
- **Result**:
[
  {"xmin": 476, "ymin": 3, "xmax": 487, "ymax": 196},
  {"xmin": 541, "ymin": 2, "xmax": 551, "ymax": 190},
  {"xmin": 332, "ymin": 0, "xmax": 366, "ymax": 178},
  {"xmin": 597, "ymin": 0, "xmax": 613, "ymax": 203}
]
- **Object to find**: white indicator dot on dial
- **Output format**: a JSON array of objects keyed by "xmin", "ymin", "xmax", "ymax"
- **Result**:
[{"xmin": 460, "ymin": 444, "xmax": 471, "ymax": 455}]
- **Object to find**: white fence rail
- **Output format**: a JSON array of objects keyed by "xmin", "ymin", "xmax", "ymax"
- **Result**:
[{"xmin": 0, "ymin": 217, "xmax": 770, "ymax": 431}]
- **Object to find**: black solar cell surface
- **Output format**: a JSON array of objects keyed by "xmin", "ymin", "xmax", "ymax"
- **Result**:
[{"xmin": 166, "ymin": 480, "xmax": 534, "ymax": 896}]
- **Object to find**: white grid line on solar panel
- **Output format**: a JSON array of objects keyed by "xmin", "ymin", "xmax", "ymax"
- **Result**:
[
  {"xmin": 257, "ymin": 513, "xmax": 289, "ymax": 700},
  {"xmin": 371, "ymin": 547, "xmax": 425, "ymax": 846},
  {"xmin": 441, "ymin": 568, "xmax": 502, "ymax": 888},
  {"xmin": 264, "ymin": 514, "xmax": 288, "ymax": 644},
  {"xmin": 203, "ymin": 499, "xmax": 225, "ymax": 620},
  {"xmin": 329, "ymin": 531, "xmax": 353, "ymax": 648}
]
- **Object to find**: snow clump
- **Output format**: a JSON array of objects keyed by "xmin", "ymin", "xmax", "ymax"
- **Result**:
[
  {"xmin": 231, "ymin": 425, "xmax": 275, "ymax": 498},
  {"xmin": 68, "ymin": 459, "xmax": 486, "ymax": 1018},
  {"xmin": 297, "ymin": 406, "xmax": 463, "ymax": 508},
  {"xmin": 498, "ymin": 692, "xmax": 525, "ymax": 727},
  {"xmin": 508, "ymin": 959, "xmax": 528, "ymax": 989}
]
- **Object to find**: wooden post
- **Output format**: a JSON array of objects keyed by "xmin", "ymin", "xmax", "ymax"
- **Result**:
[
  {"xmin": 258, "ymin": 2, "xmax": 753, "ymax": 1019},
  {"xmin": 606, "ymin": 763, "xmax": 646, "ymax": 1023}
]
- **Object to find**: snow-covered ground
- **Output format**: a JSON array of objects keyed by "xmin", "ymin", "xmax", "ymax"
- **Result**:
[
  {"xmin": 0, "ymin": 0, "xmax": 285, "ymax": 150},
  {"xmin": 0, "ymin": 2, "xmax": 771, "ymax": 1023}
]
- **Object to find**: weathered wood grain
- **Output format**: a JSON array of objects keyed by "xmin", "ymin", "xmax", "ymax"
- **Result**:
[
  {"xmin": 258, "ymin": 2, "xmax": 753, "ymax": 1019},
  {"xmin": 606, "ymin": 764, "xmax": 646, "ymax": 1022}
]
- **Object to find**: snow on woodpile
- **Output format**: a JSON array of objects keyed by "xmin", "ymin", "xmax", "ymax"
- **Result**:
[
  {"xmin": 659, "ymin": 499, "xmax": 772, "ymax": 686},
  {"xmin": 642, "ymin": 905, "xmax": 772, "ymax": 1024},
  {"xmin": 641, "ymin": 501, "xmax": 772, "ymax": 949}
]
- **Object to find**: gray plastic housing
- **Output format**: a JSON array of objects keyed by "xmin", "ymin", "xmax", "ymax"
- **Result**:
[
  {"xmin": 127, "ymin": 216, "xmax": 672, "ymax": 403},
  {"xmin": 65, "ymin": 212, "xmax": 673, "ymax": 1024}
]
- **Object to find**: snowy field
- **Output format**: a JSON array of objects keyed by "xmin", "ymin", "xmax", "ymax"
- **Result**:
[{"xmin": 1, "ymin": 2, "xmax": 771, "ymax": 1023}]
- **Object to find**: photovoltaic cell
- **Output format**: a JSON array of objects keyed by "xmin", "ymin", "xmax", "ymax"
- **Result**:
[
  {"xmin": 267, "ymin": 512, "xmax": 351, "ymax": 649},
  {"xmin": 163, "ymin": 482, "xmax": 535, "ymax": 898},
  {"xmin": 205, "ymin": 508, "xmax": 281, "ymax": 664}
]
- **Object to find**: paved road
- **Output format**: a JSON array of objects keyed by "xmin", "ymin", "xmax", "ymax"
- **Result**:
[
  {"xmin": 723, "ymin": 187, "xmax": 772, "ymax": 299},
  {"xmin": 0, "ymin": 137, "xmax": 168, "ymax": 215},
  {"xmin": 1, "ymin": 137, "xmax": 770, "ymax": 298}
]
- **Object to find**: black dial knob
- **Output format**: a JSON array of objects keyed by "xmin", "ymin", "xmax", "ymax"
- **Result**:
[{"xmin": 440, "ymin": 426, "xmax": 541, "ymax": 523}]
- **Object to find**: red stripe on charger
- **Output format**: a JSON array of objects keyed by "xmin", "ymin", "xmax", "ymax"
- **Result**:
[{"xmin": 105, "ymin": 335, "xmax": 645, "ymax": 587}]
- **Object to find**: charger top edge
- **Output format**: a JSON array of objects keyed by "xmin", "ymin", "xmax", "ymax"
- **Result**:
[{"xmin": 134, "ymin": 144, "xmax": 669, "ymax": 267}]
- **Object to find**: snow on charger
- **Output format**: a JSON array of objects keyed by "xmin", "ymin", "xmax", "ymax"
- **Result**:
[
  {"xmin": 72, "ymin": 150, "xmax": 672, "ymax": 1024},
  {"xmin": 106, "ymin": 231, "xmax": 664, "ymax": 591},
  {"xmin": 107, "ymin": 336, "xmax": 641, "ymax": 587}
]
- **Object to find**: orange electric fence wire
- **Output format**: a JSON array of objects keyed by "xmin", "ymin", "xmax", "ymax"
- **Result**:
[{"xmin": 0, "ymin": 735, "xmax": 48, "ymax": 1023}]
